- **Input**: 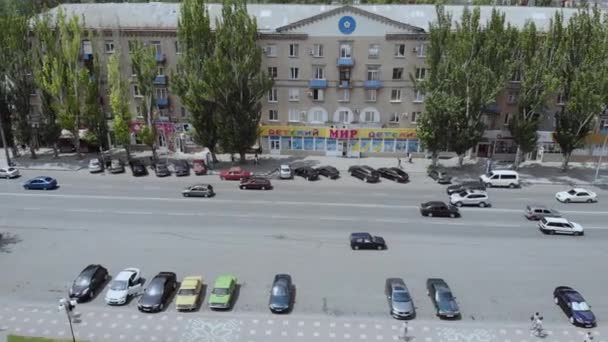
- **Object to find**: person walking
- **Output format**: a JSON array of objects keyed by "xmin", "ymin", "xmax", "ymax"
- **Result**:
[
  {"xmin": 254, "ymin": 153, "xmax": 259, "ymax": 165},
  {"xmin": 397, "ymin": 157, "xmax": 402, "ymax": 169},
  {"xmin": 407, "ymin": 152, "xmax": 412, "ymax": 163},
  {"xmin": 401, "ymin": 321, "xmax": 410, "ymax": 341},
  {"xmin": 584, "ymin": 332, "xmax": 594, "ymax": 341}
]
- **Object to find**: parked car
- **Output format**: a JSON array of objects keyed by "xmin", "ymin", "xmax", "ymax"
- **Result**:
[
  {"xmin": 174, "ymin": 160, "xmax": 190, "ymax": 177},
  {"xmin": 192, "ymin": 159, "xmax": 207, "ymax": 175},
  {"xmin": 446, "ymin": 181, "xmax": 486, "ymax": 195},
  {"xmin": 378, "ymin": 167, "xmax": 409, "ymax": 183},
  {"xmin": 385, "ymin": 278, "xmax": 415, "ymax": 319},
  {"xmin": 419, "ymin": 201, "xmax": 460, "ymax": 218},
  {"xmin": 294, "ymin": 166, "xmax": 319, "ymax": 181},
  {"xmin": 138, "ymin": 272, "xmax": 177, "ymax": 313},
  {"xmin": 109, "ymin": 159, "xmax": 125, "ymax": 174},
  {"xmin": 449, "ymin": 190, "xmax": 491, "ymax": 207},
  {"xmin": 269, "ymin": 274, "xmax": 293, "ymax": 313},
  {"xmin": 538, "ymin": 217, "xmax": 584, "ymax": 236},
  {"xmin": 279, "ymin": 165, "xmax": 293, "ymax": 179},
  {"xmin": 316, "ymin": 165, "xmax": 340, "ymax": 179},
  {"xmin": 69, "ymin": 264, "xmax": 109, "ymax": 302},
  {"xmin": 524, "ymin": 205, "xmax": 561, "ymax": 220},
  {"xmin": 104, "ymin": 268, "xmax": 143, "ymax": 305},
  {"xmin": 480, "ymin": 170, "xmax": 520, "ymax": 188},
  {"xmin": 23, "ymin": 176, "xmax": 58, "ymax": 190},
  {"xmin": 240, "ymin": 177, "xmax": 272, "ymax": 190},
  {"xmin": 555, "ymin": 188, "xmax": 598, "ymax": 203},
  {"xmin": 426, "ymin": 278, "xmax": 460, "ymax": 319},
  {"xmin": 176, "ymin": 276, "xmax": 203, "ymax": 311},
  {"xmin": 0, "ymin": 166, "xmax": 20, "ymax": 179},
  {"xmin": 348, "ymin": 165, "xmax": 380, "ymax": 183},
  {"xmin": 182, "ymin": 184, "xmax": 215, "ymax": 198},
  {"xmin": 88, "ymin": 158, "xmax": 103, "ymax": 173},
  {"xmin": 219, "ymin": 167, "xmax": 251, "ymax": 181},
  {"xmin": 428, "ymin": 169, "xmax": 452, "ymax": 184},
  {"xmin": 349, "ymin": 232, "xmax": 386, "ymax": 250},
  {"xmin": 553, "ymin": 286, "xmax": 596, "ymax": 327},
  {"xmin": 208, "ymin": 275, "xmax": 237, "ymax": 310},
  {"xmin": 130, "ymin": 161, "xmax": 148, "ymax": 177},
  {"xmin": 155, "ymin": 162, "xmax": 171, "ymax": 177}
]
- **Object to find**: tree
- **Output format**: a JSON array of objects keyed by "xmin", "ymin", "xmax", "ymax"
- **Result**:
[
  {"xmin": 173, "ymin": 0, "xmax": 219, "ymax": 162},
  {"xmin": 82, "ymin": 53, "xmax": 109, "ymax": 153},
  {"xmin": 130, "ymin": 41, "xmax": 158, "ymax": 160},
  {"xmin": 203, "ymin": 0, "xmax": 273, "ymax": 162},
  {"xmin": 107, "ymin": 52, "xmax": 133, "ymax": 161}
]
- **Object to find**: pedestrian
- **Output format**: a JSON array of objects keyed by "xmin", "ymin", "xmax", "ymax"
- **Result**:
[
  {"xmin": 230, "ymin": 154, "xmax": 235, "ymax": 165},
  {"xmin": 397, "ymin": 157, "xmax": 402, "ymax": 169},
  {"xmin": 401, "ymin": 321, "xmax": 409, "ymax": 341},
  {"xmin": 584, "ymin": 332, "xmax": 594, "ymax": 341},
  {"xmin": 254, "ymin": 153, "xmax": 259, "ymax": 165},
  {"xmin": 407, "ymin": 152, "xmax": 412, "ymax": 163}
]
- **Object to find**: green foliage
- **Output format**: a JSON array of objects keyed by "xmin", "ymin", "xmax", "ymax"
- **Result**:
[
  {"xmin": 130, "ymin": 40, "xmax": 158, "ymax": 156},
  {"xmin": 139, "ymin": 125, "xmax": 155, "ymax": 147},
  {"xmin": 108, "ymin": 52, "xmax": 133, "ymax": 159}
]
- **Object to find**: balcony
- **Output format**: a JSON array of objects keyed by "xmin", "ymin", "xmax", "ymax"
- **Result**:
[
  {"xmin": 338, "ymin": 80, "xmax": 351, "ymax": 88},
  {"xmin": 155, "ymin": 98, "xmax": 169, "ymax": 107},
  {"xmin": 337, "ymin": 57, "xmax": 354, "ymax": 67},
  {"xmin": 82, "ymin": 53, "xmax": 93, "ymax": 61},
  {"xmin": 363, "ymin": 80, "xmax": 383, "ymax": 89},
  {"xmin": 155, "ymin": 53, "xmax": 166, "ymax": 63},
  {"xmin": 308, "ymin": 79, "xmax": 328, "ymax": 89},
  {"xmin": 154, "ymin": 75, "xmax": 167, "ymax": 86}
]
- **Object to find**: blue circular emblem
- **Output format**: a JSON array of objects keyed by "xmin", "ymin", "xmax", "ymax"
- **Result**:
[{"xmin": 338, "ymin": 16, "xmax": 356, "ymax": 35}]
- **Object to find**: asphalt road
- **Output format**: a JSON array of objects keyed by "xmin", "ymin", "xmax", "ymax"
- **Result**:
[{"xmin": 0, "ymin": 168, "xmax": 607, "ymax": 331}]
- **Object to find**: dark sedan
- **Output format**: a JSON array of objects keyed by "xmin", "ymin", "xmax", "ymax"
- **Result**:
[
  {"xmin": 350, "ymin": 232, "xmax": 386, "ymax": 250},
  {"xmin": 348, "ymin": 165, "xmax": 380, "ymax": 183},
  {"xmin": 446, "ymin": 181, "xmax": 486, "ymax": 195},
  {"xmin": 23, "ymin": 176, "xmax": 58, "ymax": 190},
  {"xmin": 155, "ymin": 162, "xmax": 171, "ymax": 177},
  {"xmin": 553, "ymin": 286, "xmax": 596, "ymax": 327},
  {"xmin": 316, "ymin": 165, "xmax": 340, "ymax": 179},
  {"xmin": 420, "ymin": 201, "xmax": 460, "ymax": 218},
  {"xmin": 138, "ymin": 272, "xmax": 177, "ymax": 313},
  {"xmin": 428, "ymin": 169, "xmax": 452, "ymax": 184},
  {"xmin": 69, "ymin": 264, "xmax": 109, "ymax": 302},
  {"xmin": 269, "ymin": 274, "xmax": 294, "ymax": 313},
  {"xmin": 130, "ymin": 161, "xmax": 148, "ymax": 177},
  {"xmin": 378, "ymin": 167, "xmax": 409, "ymax": 183},
  {"xmin": 294, "ymin": 166, "xmax": 319, "ymax": 181},
  {"xmin": 240, "ymin": 177, "xmax": 272, "ymax": 190},
  {"xmin": 174, "ymin": 160, "xmax": 190, "ymax": 177},
  {"xmin": 427, "ymin": 278, "xmax": 460, "ymax": 319}
]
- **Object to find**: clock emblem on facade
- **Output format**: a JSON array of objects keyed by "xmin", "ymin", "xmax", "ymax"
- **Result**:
[{"xmin": 338, "ymin": 16, "xmax": 356, "ymax": 35}]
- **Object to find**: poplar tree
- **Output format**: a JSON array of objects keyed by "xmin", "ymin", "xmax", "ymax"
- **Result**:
[
  {"xmin": 108, "ymin": 52, "xmax": 133, "ymax": 162},
  {"xmin": 131, "ymin": 41, "xmax": 159, "ymax": 161}
]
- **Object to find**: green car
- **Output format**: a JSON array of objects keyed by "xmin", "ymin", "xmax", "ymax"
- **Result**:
[{"xmin": 208, "ymin": 275, "xmax": 237, "ymax": 309}]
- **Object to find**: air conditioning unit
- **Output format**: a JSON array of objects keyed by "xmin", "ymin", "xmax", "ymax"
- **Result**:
[
  {"xmin": 413, "ymin": 47, "xmax": 419, "ymax": 53},
  {"xmin": 401, "ymin": 112, "xmax": 408, "ymax": 117}
]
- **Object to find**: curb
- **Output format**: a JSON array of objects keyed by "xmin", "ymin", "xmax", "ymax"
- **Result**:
[{"xmin": 16, "ymin": 166, "xmax": 84, "ymax": 172}]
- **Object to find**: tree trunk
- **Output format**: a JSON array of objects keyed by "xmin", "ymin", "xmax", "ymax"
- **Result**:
[
  {"xmin": 29, "ymin": 145, "xmax": 37, "ymax": 159},
  {"xmin": 457, "ymin": 154, "xmax": 465, "ymax": 167},
  {"xmin": 52, "ymin": 143, "xmax": 59, "ymax": 159},
  {"xmin": 124, "ymin": 145, "xmax": 131, "ymax": 163},
  {"xmin": 561, "ymin": 152, "xmax": 571, "ymax": 172},
  {"xmin": 11, "ymin": 145, "xmax": 18, "ymax": 159},
  {"xmin": 431, "ymin": 151, "xmax": 439, "ymax": 168},
  {"xmin": 513, "ymin": 146, "xmax": 523, "ymax": 170},
  {"xmin": 239, "ymin": 151, "xmax": 246, "ymax": 164}
]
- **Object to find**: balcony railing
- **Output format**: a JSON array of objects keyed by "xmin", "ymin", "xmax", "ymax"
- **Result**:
[
  {"xmin": 363, "ymin": 80, "xmax": 383, "ymax": 89},
  {"xmin": 155, "ymin": 53, "xmax": 166, "ymax": 63},
  {"xmin": 153, "ymin": 75, "xmax": 167, "ymax": 86},
  {"xmin": 155, "ymin": 98, "xmax": 169, "ymax": 107},
  {"xmin": 337, "ymin": 57, "xmax": 354, "ymax": 67},
  {"xmin": 308, "ymin": 79, "xmax": 328, "ymax": 89},
  {"xmin": 338, "ymin": 80, "xmax": 351, "ymax": 88}
]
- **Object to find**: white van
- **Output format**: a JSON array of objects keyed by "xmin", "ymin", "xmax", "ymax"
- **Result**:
[{"xmin": 480, "ymin": 170, "xmax": 520, "ymax": 188}]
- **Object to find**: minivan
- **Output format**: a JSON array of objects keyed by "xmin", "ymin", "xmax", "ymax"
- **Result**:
[{"xmin": 480, "ymin": 170, "xmax": 520, "ymax": 188}]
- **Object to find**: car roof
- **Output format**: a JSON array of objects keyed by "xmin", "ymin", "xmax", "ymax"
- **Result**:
[
  {"xmin": 228, "ymin": 167, "xmax": 242, "ymax": 172},
  {"xmin": 115, "ymin": 269, "xmax": 137, "ymax": 281},
  {"xmin": 424, "ymin": 201, "xmax": 447, "ymax": 207},
  {"xmin": 427, "ymin": 278, "xmax": 448, "ymax": 287},
  {"xmin": 527, "ymin": 204, "xmax": 548, "ymax": 209},
  {"xmin": 214, "ymin": 275, "xmax": 236, "ymax": 287},
  {"xmin": 543, "ymin": 217, "xmax": 569, "ymax": 223},
  {"xmin": 191, "ymin": 183, "xmax": 211, "ymax": 187},
  {"xmin": 180, "ymin": 277, "xmax": 201, "ymax": 289},
  {"xmin": 560, "ymin": 289, "xmax": 585, "ymax": 301},
  {"xmin": 81, "ymin": 264, "xmax": 102, "ymax": 277},
  {"xmin": 572, "ymin": 188, "xmax": 589, "ymax": 192},
  {"xmin": 351, "ymin": 232, "xmax": 372, "ymax": 238},
  {"xmin": 386, "ymin": 278, "xmax": 406, "ymax": 287}
]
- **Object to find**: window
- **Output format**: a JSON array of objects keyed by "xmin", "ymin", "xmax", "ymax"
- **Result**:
[
  {"xmin": 339, "ymin": 43, "xmax": 352, "ymax": 58},
  {"xmin": 389, "ymin": 113, "xmax": 400, "ymax": 123},
  {"xmin": 289, "ymin": 43, "xmax": 299, "ymax": 57},
  {"xmin": 157, "ymin": 67, "xmax": 164, "ymax": 76},
  {"xmin": 390, "ymin": 89, "xmax": 402, "ymax": 102},
  {"xmin": 266, "ymin": 44, "xmax": 277, "ymax": 57},
  {"xmin": 511, "ymin": 70, "xmax": 522, "ymax": 82},
  {"xmin": 600, "ymin": 118, "xmax": 608, "ymax": 129},
  {"xmin": 288, "ymin": 108, "xmax": 300, "ymax": 122},
  {"xmin": 181, "ymin": 107, "xmax": 187, "ymax": 118},
  {"xmin": 288, "ymin": 88, "xmax": 299, "ymax": 102},
  {"xmin": 394, "ymin": 44, "xmax": 406, "ymax": 57},
  {"xmin": 312, "ymin": 110, "xmax": 324, "ymax": 123},
  {"xmin": 155, "ymin": 88, "xmax": 168, "ymax": 99},
  {"xmin": 104, "ymin": 40, "xmax": 115, "ymax": 53},
  {"xmin": 339, "ymin": 68, "xmax": 351, "ymax": 83},
  {"xmin": 338, "ymin": 110, "xmax": 349, "ymax": 123},
  {"xmin": 415, "ymin": 43, "xmax": 427, "ymax": 57},
  {"xmin": 338, "ymin": 89, "xmax": 350, "ymax": 102},
  {"xmin": 175, "ymin": 41, "xmax": 181, "ymax": 54},
  {"xmin": 363, "ymin": 111, "xmax": 374, "ymax": 122},
  {"xmin": 392, "ymin": 68, "xmax": 403, "ymax": 80},
  {"xmin": 136, "ymin": 105, "xmax": 144, "ymax": 118},
  {"xmin": 414, "ymin": 90, "xmax": 425, "ymax": 103},
  {"xmin": 366, "ymin": 66, "xmax": 380, "ymax": 81},
  {"xmin": 133, "ymin": 84, "xmax": 142, "ymax": 97},
  {"xmin": 268, "ymin": 109, "xmax": 279, "ymax": 121},
  {"xmin": 289, "ymin": 67, "xmax": 299, "ymax": 80},
  {"xmin": 151, "ymin": 41, "xmax": 162, "ymax": 55},
  {"xmin": 368, "ymin": 44, "xmax": 379, "ymax": 58},
  {"xmin": 268, "ymin": 67, "xmax": 277, "ymax": 78},
  {"xmin": 127, "ymin": 40, "xmax": 136, "ymax": 53},
  {"xmin": 507, "ymin": 93, "xmax": 517, "ymax": 104},
  {"xmin": 411, "ymin": 111, "xmax": 420, "ymax": 124},
  {"xmin": 313, "ymin": 66, "xmax": 325, "ymax": 79},
  {"xmin": 366, "ymin": 89, "xmax": 377, "ymax": 102},
  {"xmin": 415, "ymin": 68, "xmax": 427, "ymax": 81},
  {"xmin": 504, "ymin": 113, "xmax": 511, "ymax": 126},
  {"xmin": 312, "ymin": 89, "xmax": 324, "ymax": 101},
  {"xmin": 312, "ymin": 44, "xmax": 324, "ymax": 57},
  {"xmin": 268, "ymin": 88, "xmax": 278, "ymax": 102}
]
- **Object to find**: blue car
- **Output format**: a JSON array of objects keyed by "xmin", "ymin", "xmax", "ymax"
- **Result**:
[
  {"xmin": 553, "ymin": 286, "xmax": 596, "ymax": 327},
  {"xmin": 23, "ymin": 176, "xmax": 58, "ymax": 190}
]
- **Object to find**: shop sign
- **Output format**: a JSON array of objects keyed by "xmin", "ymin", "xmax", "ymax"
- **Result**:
[
  {"xmin": 261, "ymin": 126, "xmax": 324, "ymax": 137},
  {"xmin": 261, "ymin": 125, "xmax": 417, "ymax": 139}
]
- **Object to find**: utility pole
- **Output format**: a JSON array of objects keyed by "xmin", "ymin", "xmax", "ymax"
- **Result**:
[{"xmin": 58, "ymin": 298, "xmax": 77, "ymax": 342}]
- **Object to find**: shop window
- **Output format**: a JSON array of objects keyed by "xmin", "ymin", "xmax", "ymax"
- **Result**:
[
  {"xmin": 292, "ymin": 137, "xmax": 303, "ymax": 150},
  {"xmin": 383, "ymin": 139, "xmax": 395, "ymax": 152},
  {"xmin": 315, "ymin": 138, "xmax": 326, "ymax": 151},
  {"xmin": 326, "ymin": 139, "xmax": 337, "ymax": 151},
  {"xmin": 407, "ymin": 140, "xmax": 419, "ymax": 153},
  {"xmin": 395, "ymin": 140, "xmax": 407, "ymax": 152},
  {"xmin": 280, "ymin": 136, "xmax": 291, "ymax": 150},
  {"xmin": 304, "ymin": 138, "xmax": 314, "ymax": 150}
]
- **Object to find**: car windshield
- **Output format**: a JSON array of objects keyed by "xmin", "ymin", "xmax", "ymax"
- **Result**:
[
  {"xmin": 110, "ymin": 280, "xmax": 128, "ymax": 291},
  {"xmin": 178, "ymin": 289, "xmax": 196, "ymax": 296},
  {"xmin": 393, "ymin": 291, "xmax": 411, "ymax": 302},
  {"xmin": 457, "ymin": 191, "xmax": 467, "ymax": 197},
  {"xmin": 572, "ymin": 301, "xmax": 591, "ymax": 311},
  {"xmin": 44, "ymin": 177, "xmax": 53, "ymax": 182},
  {"xmin": 8, "ymin": 167, "xmax": 15, "ymax": 171},
  {"xmin": 74, "ymin": 276, "xmax": 90, "ymax": 287},
  {"xmin": 438, "ymin": 292, "xmax": 454, "ymax": 302},
  {"xmin": 567, "ymin": 189, "xmax": 577, "ymax": 195},
  {"xmin": 272, "ymin": 286, "xmax": 287, "ymax": 296},
  {"xmin": 146, "ymin": 281, "xmax": 163, "ymax": 296},
  {"xmin": 212, "ymin": 288, "xmax": 229, "ymax": 295},
  {"xmin": 485, "ymin": 171, "xmax": 495, "ymax": 177}
]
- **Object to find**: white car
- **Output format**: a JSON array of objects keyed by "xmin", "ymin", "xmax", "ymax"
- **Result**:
[
  {"xmin": 88, "ymin": 158, "xmax": 103, "ymax": 173},
  {"xmin": 0, "ymin": 166, "xmax": 19, "ymax": 179},
  {"xmin": 555, "ymin": 188, "xmax": 597, "ymax": 203},
  {"xmin": 279, "ymin": 164, "xmax": 292, "ymax": 179},
  {"xmin": 449, "ymin": 190, "xmax": 491, "ymax": 207},
  {"xmin": 104, "ymin": 268, "xmax": 143, "ymax": 305},
  {"xmin": 538, "ymin": 217, "xmax": 584, "ymax": 236}
]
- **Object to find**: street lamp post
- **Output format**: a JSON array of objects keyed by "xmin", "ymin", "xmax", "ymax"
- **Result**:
[{"xmin": 58, "ymin": 298, "xmax": 77, "ymax": 342}]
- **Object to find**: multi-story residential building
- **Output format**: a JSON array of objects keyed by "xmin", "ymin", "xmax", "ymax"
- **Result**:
[{"xmin": 38, "ymin": 3, "xmax": 607, "ymax": 161}]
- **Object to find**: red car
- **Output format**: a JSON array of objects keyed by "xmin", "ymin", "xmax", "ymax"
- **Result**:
[
  {"xmin": 192, "ymin": 160, "xmax": 207, "ymax": 175},
  {"xmin": 240, "ymin": 178, "xmax": 272, "ymax": 190},
  {"xmin": 219, "ymin": 167, "xmax": 251, "ymax": 180}
]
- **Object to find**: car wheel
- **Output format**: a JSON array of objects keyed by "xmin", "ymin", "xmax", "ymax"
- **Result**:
[
  {"xmin": 479, "ymin": 202, "xmax": 486, "ymax": 208},
  {"xmin": 220, "ymin": 176, "xmax": 225, "ymax": 180},
  {"xmin": 509, "ymin": 183, "xmax": 516, "ymax": 189},
  {"xmin": 377, "ymin": 245, "xmax": 383, "ymax": 250},
  {"xmin": 354, "ymin": 245, "xmax": 359, "ymax": 250},
  {"xmin": 240, "ymin": 186, "xmax": 245, "ymax": 190},
  {"xmin": 485, "ymin": 183, "xmax": 492, "ymax": 188},
  {"xmin": 363, "ymin": 177, "xmax": 367, "ymax": 182},
  {"xmin": 565, "ymin": 199, "xmax": 570, "ymax": 203},
  {"xmin": 160, "ymin": 303, "xmax": 165, "ymax": 311},
  {"xmin": 203, "ymin": 194, "xmax": 208, "ymax": 198},
  {"xmin": 261, "ymin": 186, "xmax": 266, "ymax": 190},
  {"xmin": 548, "ymin": 229, "xmax": 555, "ymax": 235},
  {"xmin": 450, "ymin": 213, "xmax": 456, "ymax": 218},
  {"xmin": 89, "ymin": 290, "xmax": 95, "ymax": 299},
  {"xmin": 23, "ymin": 185, "xmax": 29, "ymax": 190},
  {"xmin": 428, "ymin": 212, "xmax": 433, "ymax": 217},
  {"xmin": 455, "ymin": 202, "xmax": 462, "ymax": 207},
  {"xmin": 586, "ymin": 199, "xmax": 593, "ymax": 203},
  {"xmin": 183, "ymin": 193, "xmax": 189, "ymax": 197},
  {"xmin": 575, "ymin": 231, "xmax": 582, "ymax": 236},
  {"xmin": 569, "ymin": 316, "xmax": 574, "ymax": 324}
]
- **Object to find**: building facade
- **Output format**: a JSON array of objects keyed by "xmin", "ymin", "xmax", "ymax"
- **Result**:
[{"xmin": 39, "ymin": 3, "xmax": 608, "ymax": 160}]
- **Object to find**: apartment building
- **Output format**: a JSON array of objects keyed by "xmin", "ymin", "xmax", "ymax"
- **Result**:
[{"xmin": 41, "ymin": 3, "xmax": 607, "ymax": 160}]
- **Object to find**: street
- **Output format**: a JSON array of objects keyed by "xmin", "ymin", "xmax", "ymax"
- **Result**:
[{"xmin": 0, "ymin": 168, "xmax": 607, "ymax": 341}]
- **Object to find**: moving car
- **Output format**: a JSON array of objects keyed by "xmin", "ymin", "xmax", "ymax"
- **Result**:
[
  {"xmin": 316, "ymin": 165, "xmax": 340, "ymax": 179},
  {"xmin": 23, "ymin": 176, "xmax": 58, "ymax": 190},
  {"xmin": 69, "ymin": 264, "xmax": 109, "ymax": 302},
  {"xmin": 538, "ymin": 217, "xmax": 584, "ymax": 236},
  {"xmin": 378, "ymin": 167, "xmax": 409, "ymax": 183},
  {"xmin": 130, "ymin": 161, "xmax": 148, "ymax": 177},
  {"xmin": 174, "ymin": 160, "xmax": 190, "ymax": 177},
  {"xmin": 426, "ymin": 278, "xmax": 460, "ymax": 319},
  {"xmin": 192, "ymin": 159, "xmax": 207, "ymax": 175},
  {"xmin": 553, "ymin": 286, "xmax": 596, "ymax": 327},
  {"xmin": 269, "ymin": 274, "xmax": 293, "ymax": 313},
  {"xmin": 209, "ymin": 275, "xmax": 237, "ymax": 310},
  {"xmin": 449, "ymin": 190, "xmax": 491, "ymax": 207},
  {"xmin": 419, "ymin": 201, "xmax": 460, "ymax": 218},
  {"xmin": 154, "ymin": 162, "xmax": 171, "ymax": 177},
  {"xmin": 524, "ymin": 205, "xmax": 561, "ymax": 220},
  {"xmin": 240, "ymin": 177, "xmax": 272, "ymax": 190},
  {"xmin": 138, "ymin": 272, "xmax": 177, "ymax": 313},
  {"xmin": 385, "ymin": 278, "xmax": 415, "ymax": 319},
  {"xmin": 349, "ymin": 232, "xmax": 386, "ymax": 250},
  {"xmin": 182, "ymin": 184, "xmax": 215, "ymax": 197},
  {"xmin": 104, "ymin": 268, "xmax": 143, "ymax": 305},
  {"xmin": 176, "ymin": 276, "xmax": 203, "ymax": 311},
  {"xmin": 219, "ymin": 167, "xmax": 251, "ymax": 180},
  {"xmin": 555, "ymin": 188, "xmax": 598, "ymax": 203},
  {"xmin": 0, "ymin": 166, "xmax": 20, "ymax": 179},
  {"xmin": 428, "ymin": 169, "xmax": 452, "ymax": 184},
  {"xmin": 348, "ymin": 165, "xmax": 380, "ymax": 183},
  {"xmin": 109, "ymin": 159, "xmax": 125, "ymax": 174},
  {"xmin": 479, "ymin": 170, "xmax": 520, "ymax": 188},
  {"xmin": 88, "ymin": 158, "xmax": 103, "ymax": 173},
  {"xmin": 446, "ymin": 181, "xmax": 486, "ymax": 195},
  {"xmin": 294, "ymin": 166, "xmax": 319, "ymax": 181},
  {"xmin": 279, "ymin": 165, "xmax": 293, "ymax": 179}
]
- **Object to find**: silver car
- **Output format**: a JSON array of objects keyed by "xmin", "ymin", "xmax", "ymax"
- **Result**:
[
  {"xmin": 449, "ymin": 190, "xmax": 491, "ymax": 207},
  {"xmin": 385, "ymin": 278, "xmax": 415, "ymax": 319}
]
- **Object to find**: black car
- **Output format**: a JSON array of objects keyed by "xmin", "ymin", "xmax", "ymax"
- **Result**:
[
  {"xmin": 316, "ymin": 165, "xmax": 340, "ymax": 179},
  {"xmin": 428, "ymin": 169, "xmax": 452, "ymax": 184},
  {"xmin": 174, "ymin": 160, "xmax": 190, "ymax": 177},
  {"xmin": 268, "ymin": 274, "xmax": 294, "ymax": 313},
  {"xmin": 130, "ymin": 161, "xmax": 148, "ymax": 177},
  {"xmin": 350, "ymin": 232, "xmax": 386, "ymax": 250},
  {"xmin": 378, "ymin": 167, "xmax": 409, "ymax": 183},
  {"xmin": 155, "ymin": 162, "xmax": 171, "ymax": 177},
  {"xmin": 69, "ymin": 264, "xmax": 109, "ymax": 302},
  {"xmin": 294, "ymin": 166, "xmax": 319, "ymax": 181},
  {"xmin": 138, "ymin": 272, "xmax": 177, "ymax": 313},
  {"xmin": 553, "ymin": 286, "xmax": 596, "ymax": 327},
  {"xmin": 420, "ymin": 201, "xmax": 460, "ymax": 218},
  {"xmin": 426, "ymin": 278, "xmax": 460, "ymax": 319},
  {"xmin": 348, "ymin": 165, "xmax": 380, "ymax": 183},
  {"xmin": 446, "ymin": 181, "xmax": 486, "ymax": 195}
]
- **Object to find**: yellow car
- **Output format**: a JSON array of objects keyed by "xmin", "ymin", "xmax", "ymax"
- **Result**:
[{"xmin": 176, "ymin": 276, "xmax": 203, "ymax": 311}]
